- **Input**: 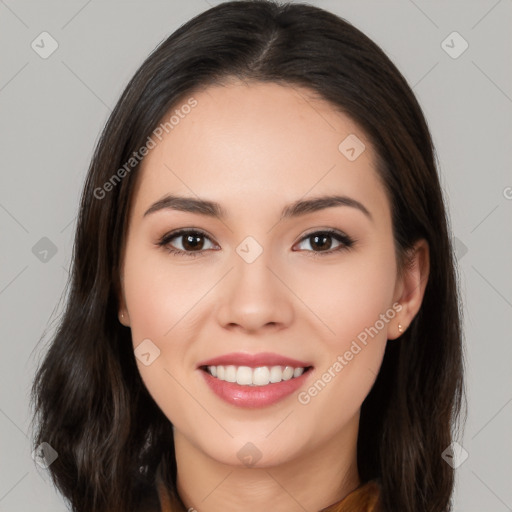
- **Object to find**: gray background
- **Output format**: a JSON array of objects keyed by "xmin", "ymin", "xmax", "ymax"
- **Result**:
[{"xmin": 1, "ymin": 0, "xmax": 511, "ymax": 510}]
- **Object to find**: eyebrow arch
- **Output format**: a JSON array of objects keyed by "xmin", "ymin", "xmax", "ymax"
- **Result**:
[{"xmin": 143, "ymin": 194, "xmax": 373, "ymax": 222}]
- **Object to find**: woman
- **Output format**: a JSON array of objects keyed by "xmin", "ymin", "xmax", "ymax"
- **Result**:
[{"xmin": 31, "ymin": 1, "xmax": 466, "ymax": 511}]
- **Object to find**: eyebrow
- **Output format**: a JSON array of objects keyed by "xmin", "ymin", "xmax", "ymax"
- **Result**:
[{"xmin": 143, "ymin": 194, "xmax": 373, "ymax": 222}]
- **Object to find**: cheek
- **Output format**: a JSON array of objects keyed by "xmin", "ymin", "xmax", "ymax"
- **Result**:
[
  {"xmin": 121, "ymin": 246, "xmax": 205, "ymax": 424},
  {"xmin": 122, "ymin": 244, "xmax": 217, "ymax": 407},
  {"xmin": 293, "ymin": 245, "xmax": 397, "ymax": 346},
  {"xmin": 122, "ymin": 243, "xmax": 207, "ymax": 341},
  {"xmin": 293, "ymin": 245, "xmax": 395, "ymax": 412}
]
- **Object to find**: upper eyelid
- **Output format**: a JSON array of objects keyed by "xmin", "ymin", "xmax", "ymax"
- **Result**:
[{"xmin": 161, "ymin": 229, "xmax": 218, "ymax": 247}]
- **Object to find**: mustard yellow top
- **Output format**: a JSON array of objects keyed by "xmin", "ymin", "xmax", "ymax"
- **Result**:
[{"xmin": 155, "ymin": 472, "xmax": 381, "ymax": 512}]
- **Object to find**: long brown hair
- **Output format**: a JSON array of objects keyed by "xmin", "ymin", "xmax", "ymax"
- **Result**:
[{"xmin": 31, "ymin": 1, "xmax": 466, "ymax": 510}]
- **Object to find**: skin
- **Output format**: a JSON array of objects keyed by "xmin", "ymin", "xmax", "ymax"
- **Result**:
[{"xmin": 118, "ymin": 81, "xmax": 429, "ymax": 512}]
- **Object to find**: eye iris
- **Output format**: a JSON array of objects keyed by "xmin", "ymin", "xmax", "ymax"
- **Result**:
[
  {"xmin": 183, "ymin": 233, "xmax": 204, "ymax": 251},
  {"xmin": 311, "ymin": 233, "xmax": 331, "ymax": 251}
]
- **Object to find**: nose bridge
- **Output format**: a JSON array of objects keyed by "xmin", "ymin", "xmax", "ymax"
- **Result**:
[
  {"xmin": 235, "ymin": 239, "xmax": 275, "ymax": 291},
  {"xmin": 215, "ymin": 235, "xmax": 294, "ymax": 331}
]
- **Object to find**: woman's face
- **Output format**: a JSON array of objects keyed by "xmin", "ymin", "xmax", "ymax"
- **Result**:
[{"xmin": 119, "ymin": 81, "xmax": 407, "ymax": 467}]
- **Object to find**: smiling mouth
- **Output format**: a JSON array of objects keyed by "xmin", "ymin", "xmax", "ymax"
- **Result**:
[{"xmin": 200, "ymin": 365, "xmax": 313, "ymax": 387}]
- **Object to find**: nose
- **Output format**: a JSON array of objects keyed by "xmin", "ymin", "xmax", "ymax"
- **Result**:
[{"xmin": 215, "ymin": 250, "xmax": 294, "ymax": 334}]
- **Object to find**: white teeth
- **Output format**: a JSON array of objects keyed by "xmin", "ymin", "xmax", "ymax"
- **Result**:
[
  {"xmin": 282, "ymin": 366, "xmax": 294, "ymax": 381},
  {"xmin": 225, "ymin": 365, "xmax": 237, "ymax": 383},
  {"xmin": 293, "ymin": 367, "xmax": 304, "ymax": 378},
  {"xmin": 269, "ymin": 365, "xmax": 282, "ymax": 383},
  {"xmin": 206, "ymin": 365, "xmax": 308, "ymax": 386},
  {"xmin": 236, "ymin": 366, "xmax": 253, "ymax": 385},
  {"xmin": 252, "ymin": 366, "xmax": 270, "ymax": 386}
]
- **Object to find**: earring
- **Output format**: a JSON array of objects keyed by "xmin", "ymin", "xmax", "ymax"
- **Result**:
[{"xmin": 398, "ymin": 323, "xmax": 403, "ymax": 333}]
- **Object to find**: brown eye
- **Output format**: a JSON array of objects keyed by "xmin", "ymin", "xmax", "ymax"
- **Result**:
[
  {"xmin": 294, "ymin": 229, "xmax": 355, "ymax": 256},
  {"xmin": 180, "ymin": 232, "xmax": 206, "ymax": 251},
  {"xmin": 309, "ymin": 233, "xmax": 334, "ymax": 251},
  {"xmin": 157, "ymin": 229, "xmax": 217, "ymax": 257}
]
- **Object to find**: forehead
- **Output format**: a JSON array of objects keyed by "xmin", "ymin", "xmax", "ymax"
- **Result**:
[{"xmin": 131, "ymin": 81, "xmax": 389, "ymax": 222}]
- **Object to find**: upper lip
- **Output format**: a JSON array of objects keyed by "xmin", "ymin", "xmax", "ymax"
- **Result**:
[{"xmin": 197, "ymin": 352, "xmax": 313, "ymax": 369}]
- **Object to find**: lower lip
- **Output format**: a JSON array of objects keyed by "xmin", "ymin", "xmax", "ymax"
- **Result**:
[{"xmin": 200, "ymin": 368, "xmax": 313, "ymax": 408}]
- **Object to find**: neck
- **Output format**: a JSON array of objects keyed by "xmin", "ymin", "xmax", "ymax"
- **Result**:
[{"xmin": 173, "ymin": 413, "xmax": 361, "ymax": 512}]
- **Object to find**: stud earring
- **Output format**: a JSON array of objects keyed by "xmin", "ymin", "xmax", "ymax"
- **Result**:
[{"xmin": 398, "ymin": 323, "xmax": 403, "ymax": 333}]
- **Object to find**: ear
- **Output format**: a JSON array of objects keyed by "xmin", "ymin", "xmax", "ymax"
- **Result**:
[
  {"xmin": 388, "ymin": 238, "xmax": 430, "ymax": 340},
  {"xmin": 117, "ymin": 275, "xmax": 131, "ymax": 327}
]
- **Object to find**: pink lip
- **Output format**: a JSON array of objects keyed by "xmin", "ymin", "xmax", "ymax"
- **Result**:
[
  {"xmin": 199, "ymin": 367, "xmax": 313, "ymax": 408},
  {"xmin": 197, "ymin": 351, "xmax": 312, "ymax": 369}
]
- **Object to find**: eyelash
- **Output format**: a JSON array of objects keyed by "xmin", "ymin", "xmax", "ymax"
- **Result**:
[{"xmin": 156, "ymin": 228, "xmax": 356, "ymax": 259}]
